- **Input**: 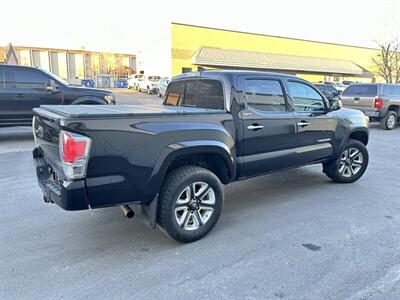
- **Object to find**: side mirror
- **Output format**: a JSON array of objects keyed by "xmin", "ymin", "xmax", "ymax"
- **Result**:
[
  {"xmin": 46, "ymin": 80, "xmax": 58, "ymax": 93},
  {"xmin": 330, "ymin": 99, "xmax": 342, "ymax": 111}
]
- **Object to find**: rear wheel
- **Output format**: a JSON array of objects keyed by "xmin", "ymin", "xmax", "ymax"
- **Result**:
[
  {"xmin": 380, "ymin": 111, "xmax": 397, "ymax": 130},
  {"xmin": 157, "ymin": 166, "xmax": 224, "ymax": 243},
  {"xmin": 323, "ymin": 139, "xmax": 369, "ymax": 183}
]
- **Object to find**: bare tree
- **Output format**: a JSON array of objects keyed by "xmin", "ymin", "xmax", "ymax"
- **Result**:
[{"xmin": 372, "ymin": 39, "xmax": 400, "ymax": 83}]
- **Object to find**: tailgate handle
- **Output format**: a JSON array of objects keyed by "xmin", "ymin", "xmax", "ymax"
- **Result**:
[
  {"xmin": 14, "ymin": 94, "xmax": 26, "ymax": 99},
  {"xmin": 354, "ymin": 96, "xmax": 360, "ymax": 100}
]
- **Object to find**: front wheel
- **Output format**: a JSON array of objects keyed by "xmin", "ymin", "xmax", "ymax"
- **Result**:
[
  {"xmin": 380, "ymin": 111, "xmax": 397, "ymax": 130},
  {"xmin": 323, "ymin": 139, "xmax": 369, "ymax": 183},
  {"xmin": 157, "ymin": 166, "xmax": 224, "ymax": 243}
]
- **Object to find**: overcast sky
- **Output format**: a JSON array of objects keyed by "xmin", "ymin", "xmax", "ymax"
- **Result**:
[{"xmin": 1, "ymin": 0, "xmax": 399, "ymax": 74}]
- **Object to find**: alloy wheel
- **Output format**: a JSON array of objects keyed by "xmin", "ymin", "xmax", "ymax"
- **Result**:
[
  {"xmin": 338, "ymin": 148, "xmax": 364, "ymax": 178},
  {"xmin": 174, "ymin": 182, "xmax": 215, "ymax": 231},
  {"xmin": 387, "ymin": 114, "xmax": 396, "ymax": 129}
]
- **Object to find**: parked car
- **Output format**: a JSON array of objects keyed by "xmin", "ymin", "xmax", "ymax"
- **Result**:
[
  {"xmin": 342, "ymin": 80, "xmax": 359, "ymax": 86},
  {"xmin": 0, "ymin": 65, "xmax": 115, "ymax": 127},
  {"xmin": 157, "ymin": 77, "xmax": 170, "ymax": 97},
  {"xmin": 81, "ymin": 79, "xmax": 95, "ymax": 88},
  {"xmin": 313, "ymin": 84, "xmax": 341, "ymax": 101},
  {"xmin": 32, "ymin": 70, "xmax": 369, "ymax": 242},
  {"xmin": 127, "ymin": 74, "xmax": 143, "ymax": 90},
  {"xmin": 138, "ymin": 75, "xmax": 162, "ymax": 94},
  {"xmin": 322, "ymin": 81, "xmax": 347, "ymax": 93},
  {"xmin": 341, "ymin": 83, "xmax": 400, "ymax": 130}
]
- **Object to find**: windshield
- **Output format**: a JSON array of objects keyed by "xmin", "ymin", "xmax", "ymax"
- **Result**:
[
  {"xmin": 148, "ymin": 76, "xmax": 161, "ymax": 81},
  {"xmin": 39, "ymin": 68, "xmax": 72, "ymax": 86},
  {"xmin": 342, "ymin": 84, "xmax": 378, "ymax": 97}
]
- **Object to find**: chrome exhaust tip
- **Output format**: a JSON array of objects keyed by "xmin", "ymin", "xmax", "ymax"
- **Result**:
[{"xmin": 120, "ymin": 205, "xmax": 134, "ymax": 218}]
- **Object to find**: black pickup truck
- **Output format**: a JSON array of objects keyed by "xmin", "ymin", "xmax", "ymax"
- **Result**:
[
  {"xmin": 0, "ymin": 65, "xmax": 115, "ymax": 126},
  {"xmin": 32, "ymin": 71, "xmax": 369, "ymax": 242}
]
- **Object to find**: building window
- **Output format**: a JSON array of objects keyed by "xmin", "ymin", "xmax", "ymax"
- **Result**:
[{"xmin": 182, "ymin": 67, "xmax": 192, "ymax": 73}]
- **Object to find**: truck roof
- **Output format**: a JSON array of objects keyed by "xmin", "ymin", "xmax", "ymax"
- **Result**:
[{"xmin": 172, "ymin": 70, "xmax": 299, "ymax": 81}]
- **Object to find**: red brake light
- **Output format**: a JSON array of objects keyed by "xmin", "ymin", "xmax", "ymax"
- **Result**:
[
  {"xmin": 60, "ymin": 131, "xmax": 89, "ymax": 163},
  {"xmin": 374, "ymin": 98, "xmax": 383, "ymax": 109}
]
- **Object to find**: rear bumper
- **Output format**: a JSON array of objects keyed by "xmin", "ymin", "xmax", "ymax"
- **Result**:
[
  {"xmin": 33, "ymin": 147, "xmax": 89, "ymax": 211},
  {"xmin": 361, "ymin": 110, "xmax": 380, "ymax": 118}
]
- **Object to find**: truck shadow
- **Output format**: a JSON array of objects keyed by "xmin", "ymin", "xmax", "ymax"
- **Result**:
[{"xmin": 65, "ymin": 164, "xmax": 341, "ymax": 253}]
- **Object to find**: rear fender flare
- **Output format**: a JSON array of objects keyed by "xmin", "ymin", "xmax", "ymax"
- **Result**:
[
  {"xmin": 71, "ymin": 96, "xmax": 107, "ymax": 105},
  {"xmin": 142, "ymin": 140, "xmax": 235, "ymax": 228}
]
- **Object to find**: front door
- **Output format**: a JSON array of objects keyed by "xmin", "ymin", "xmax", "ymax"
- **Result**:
[
  {"xmin": 285, "ymin": 80, "xmax": 338, "ymax": 165},
  {"xmin": 239, "ymin": 76, "xmax": 298, "ymax": 177}
]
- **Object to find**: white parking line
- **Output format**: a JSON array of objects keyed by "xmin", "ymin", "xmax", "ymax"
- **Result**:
[{"xmin": 347, "ymin": 264, "xmax": 400, "ymax": 300}]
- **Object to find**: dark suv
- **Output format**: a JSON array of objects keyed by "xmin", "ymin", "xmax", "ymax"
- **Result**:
[{"xmin": 0, "ymin": 65, "xmax": 115, "ymax": 126}]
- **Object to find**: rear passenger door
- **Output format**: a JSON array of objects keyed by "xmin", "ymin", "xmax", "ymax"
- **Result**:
[{"xmin": 239, "ymin": 76, "xmax": 298, "ymax": 176}]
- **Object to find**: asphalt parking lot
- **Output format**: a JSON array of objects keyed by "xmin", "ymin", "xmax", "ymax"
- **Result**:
[{"xmin": 0, "ymin": 90, "xmax": 399, "ymax": 300}]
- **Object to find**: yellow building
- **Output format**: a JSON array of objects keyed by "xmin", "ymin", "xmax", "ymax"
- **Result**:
[{"xmin": 171, "ymin": 23, "xmax": 382, "ymax": 83}]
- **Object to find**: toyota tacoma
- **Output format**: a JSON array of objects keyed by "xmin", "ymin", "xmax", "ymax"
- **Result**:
[{"xmin": 32, "ymin": 71, "xmax": 370, "ymax": 242}]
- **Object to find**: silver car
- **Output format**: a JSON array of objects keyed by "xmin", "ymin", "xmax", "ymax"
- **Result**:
[{"xmin": 341, "ymin": 83, "xmax": 400, "ymax": 130}]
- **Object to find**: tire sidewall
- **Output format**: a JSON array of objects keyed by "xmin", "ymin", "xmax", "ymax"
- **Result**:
[
  {"xmin": 385, "ymin": 112, "xmax": 397, "ymax": 130},
  {"xmin": 333, "ymin": 140, "xmax": 369, "ymax": 183},
  {"xmin": 159, "ymin": 168, "xmax": 224, "ymax": 242}
]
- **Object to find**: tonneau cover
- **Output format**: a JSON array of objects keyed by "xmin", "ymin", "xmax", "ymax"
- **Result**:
[{"xmin": 35, "ymin": 104, "xmax": 224, "ymax": 118}]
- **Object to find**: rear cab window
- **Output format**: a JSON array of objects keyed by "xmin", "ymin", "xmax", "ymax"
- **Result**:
[
  {"xmin": 164, "ymin": 79, "xmax": 225, "ymax": 110},
  {"xmin": 342, "ymin": 84, "xmax": 378, "ymax": 97}
]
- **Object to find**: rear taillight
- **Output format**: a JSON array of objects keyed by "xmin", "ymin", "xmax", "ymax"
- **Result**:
[
  {"xmin": 59, "ymin": 131, "xmax": 91, "ymax": 179},
  {"xmin": 374, "ymin": 98, "xmax": 383, "ymax": 109}
]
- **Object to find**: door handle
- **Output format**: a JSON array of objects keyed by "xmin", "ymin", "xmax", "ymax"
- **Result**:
[
  {"xmin": 247, "ymin": 124, "xmax": 264, "ymax": 131},
  {"xmin": 14, "ymin": 94, "xmax": 25, "ymax": 99},
  {"xmin": 297, "ymin": 121, "xmax": 310, "ymax": 127}
]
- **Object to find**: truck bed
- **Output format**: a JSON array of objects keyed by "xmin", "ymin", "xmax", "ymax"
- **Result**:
[{"xmin": 36, "ymin": 104, "xmax": 224, "ymax": 119}]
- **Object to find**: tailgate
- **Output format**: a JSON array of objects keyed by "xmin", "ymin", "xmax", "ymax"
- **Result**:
[
  {"xmin": 341, "ymin": 95, "xmax": 376, "ymax": 110},
  {"xmin": 341, "ymin": 84, "xmax": 378, "ymax": 111},
  {"xmin": 32, "ymin": 108, "xmax": 64, "ymax": 177}
]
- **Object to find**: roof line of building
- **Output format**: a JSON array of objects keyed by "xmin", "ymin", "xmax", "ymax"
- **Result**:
[
  {"xmin": 1, "ymin": 45, "xmax": 136, "ymax": 57},
  {"xmin": 171, "ymin": 22, "xmax": 380, "ymax": 51}
]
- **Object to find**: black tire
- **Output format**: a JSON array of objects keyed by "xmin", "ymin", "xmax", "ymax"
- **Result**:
[
  {"xmin": 323, "ymin": 139, "xmax": 369, "ymax": 183},
  {"xmin": 157, "ymin": 166, "xmax": 224, "ymax": 243},
  {"xmin": 380, "ymin": 111, "xmax": 397, "ymax": 130}
]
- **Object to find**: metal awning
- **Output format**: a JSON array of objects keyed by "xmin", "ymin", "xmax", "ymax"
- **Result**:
[{"xmin": 192, "ymin": 47, "xmax": 373, "ymax": 77}]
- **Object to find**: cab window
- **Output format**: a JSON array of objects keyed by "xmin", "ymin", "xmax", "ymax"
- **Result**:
[
  {"xmin": 288, "ymin": 81, "xmax": 325, "ymax": 112},
  {"xmin": 244, "ymin": 79, "xmax": 286, "ymax": 112},
  {"xmin": 13, "ymin": 69, "xmax": 48, "ymax": 90}
]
